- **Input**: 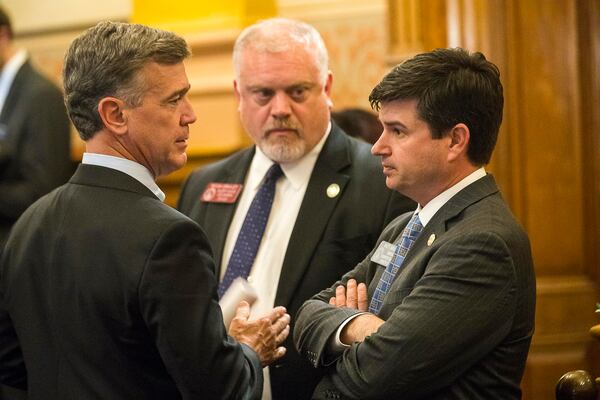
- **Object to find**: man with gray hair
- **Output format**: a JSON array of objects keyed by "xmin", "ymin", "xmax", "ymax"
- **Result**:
[
  {"xmin": 178, "ymin": 18, "xmax": 414, "ymax": 399},
  {"xmin": 0, "ymin": 21, "xmax": 289, "ymax": 399}
]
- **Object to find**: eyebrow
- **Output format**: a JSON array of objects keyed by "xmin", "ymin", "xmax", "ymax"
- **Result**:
[
  {"xmin": 164, "ymin": 84, "xmax": 191, "ymax": 101},
  {"xmin": 246, "ymin": 81, "xmax": 315, "ymax": 91},
  {"xmin": 381, "ymin": 120, "xmax": 408, "ymax": 131}
]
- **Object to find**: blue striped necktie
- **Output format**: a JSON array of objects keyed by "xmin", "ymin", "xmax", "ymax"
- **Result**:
[
  {"xmin": 218, "ymin": 163, "xmax": 283, "ymax": 297},
  {"xmin": 368, "ymin": 213, "xmax": 423, "ymax": 314}
]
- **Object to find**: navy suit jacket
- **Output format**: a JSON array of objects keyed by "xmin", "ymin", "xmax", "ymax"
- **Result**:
[
  {"xmin": 178, "ymin": 124, "xmax": 415, "ymax": 399},
  {"xmin": 294, "ymin": 174, "xmax": 536, "ymax": 400}
]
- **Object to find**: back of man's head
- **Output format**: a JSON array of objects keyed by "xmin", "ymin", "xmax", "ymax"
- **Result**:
[
  {"xmin": 232, "ymin": 17, "xmax": 329, "ymax": 85},
  {"xmin": 369, "ymin": 47, "xmax": 503, "ymax": 165},
  {"xmin": 63, "ymin": 21, "xmax": 189, "ymax": 141}
]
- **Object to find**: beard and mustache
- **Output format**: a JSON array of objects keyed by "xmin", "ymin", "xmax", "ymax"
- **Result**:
[{"xmin": 258, "ymin": 119, "xmax": 307, "ymax": 163}]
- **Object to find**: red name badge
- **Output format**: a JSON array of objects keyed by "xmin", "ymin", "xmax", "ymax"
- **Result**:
[{"xmin": 201, "ymin": 183, "xmax": 243, "ymax": 204}]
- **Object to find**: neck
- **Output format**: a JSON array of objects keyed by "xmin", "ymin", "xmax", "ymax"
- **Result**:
[
  {"xmin": 85, "ymin": 131, "xmax": 156, "ymax": 177},
  {"xmin": 417, "ymin": 164, "xmax": 480, "ymax": 207}
]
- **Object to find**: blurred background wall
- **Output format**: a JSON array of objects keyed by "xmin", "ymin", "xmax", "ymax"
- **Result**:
[{"xmin": 4, "ymin": 1, "xmax": 599, "ymax": 398}]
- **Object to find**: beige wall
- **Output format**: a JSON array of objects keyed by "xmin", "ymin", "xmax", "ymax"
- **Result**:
[{"xmin": 4, "ymin": 0, "xmax": 129, "ymax": 34}]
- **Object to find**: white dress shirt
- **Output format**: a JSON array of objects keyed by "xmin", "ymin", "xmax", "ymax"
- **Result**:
[
  {"xmin": 220, "ymin": 123, "xmax": 331, "ymax": 399},
  {"xmin": 0, "ymin": 49, "xmax": 27, "ymax": 117},
  {"xmin": 82, "ymin": 153, "xmax": 165, "ymax": 202}
]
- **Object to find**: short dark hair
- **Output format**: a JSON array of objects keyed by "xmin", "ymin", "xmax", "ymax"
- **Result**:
[
  {"xmin": 63, "ymin": 21, "xmax": 190, "ymax": 140},
  {"xmin": 0, "ymin": 6, "xmax": 13, "ymax": 39},
  {"xmin": 369, "ymin": 48, "xmax": 503, "ymax": 165}
]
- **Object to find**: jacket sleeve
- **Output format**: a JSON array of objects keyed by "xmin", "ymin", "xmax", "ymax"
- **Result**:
[
  {"xmin": 295, "ymin": 230, "xmax": 519, "ymax": 400},
  {"xmin": 139, "ymin": 218, "xmax": 263, "ymax": 400},
  {"xmin": 0, "ymin": 305, "xmax": 27, "ymax": 389}
]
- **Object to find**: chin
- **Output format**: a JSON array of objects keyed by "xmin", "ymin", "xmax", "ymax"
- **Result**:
[
  {"xmin": 164, "ymin": 156, "xmax": 187, "ymax": 175},
  {"xmin": 261, "ymin": 141, "xmax": 306, "ymax": 163}
]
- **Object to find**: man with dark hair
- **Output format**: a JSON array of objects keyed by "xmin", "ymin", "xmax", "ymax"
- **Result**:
[
  {"xmin": 0, "ymin": 6, "xmax": 71, "ymax": 247},
  {"xmin": 177, "ymin": 18, "xmax": 414, "ymax": 400},
  {"xmin": 294, "ymin": 48, "xmax": 535, "ymax": 399},
  {"xmin": 0, "ymin": 21, "xmax": 289, "ymax": 399}
]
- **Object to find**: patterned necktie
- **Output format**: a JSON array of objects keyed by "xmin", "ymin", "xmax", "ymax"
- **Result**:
[
  {"xmin": 218, "ymin": 163, "xmax": 284, "ymax": 297},
  {"xmin": 368, "ymin": 213, "xmax": 424, "ymax": 314}
]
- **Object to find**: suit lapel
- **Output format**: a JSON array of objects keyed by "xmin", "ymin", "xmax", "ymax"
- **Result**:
[
  {"xmin": 420, "ymin": 174, "xmax": 499, "ymax": 242},
  {"xmin": 381, "ymin": 174, "xmax": 501, "ymax": 294},
  {"xmin": 200, "ymin": 149, "xmax": 254, "ymax": 271},
  {"xmin": 275, "ymin": 126, "xmax": 352, "ymax": 307}
]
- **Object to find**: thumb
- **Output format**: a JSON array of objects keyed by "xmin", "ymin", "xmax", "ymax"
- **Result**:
[{"xmin": 234, "ymin": 300, "xmax": 251, "ymax": 322}]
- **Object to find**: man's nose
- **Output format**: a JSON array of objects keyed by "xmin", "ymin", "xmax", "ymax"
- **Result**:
[
  {"xmin": 181, "ymin": 97, "xmax": 197, "ymax": 125},
  {"xmin": 271, "ymin": 92, "xmax": 292, "ymax": 118},
  {"xmin": 371, "ymin": 130, "xmax": 389, "ymax": 156}
]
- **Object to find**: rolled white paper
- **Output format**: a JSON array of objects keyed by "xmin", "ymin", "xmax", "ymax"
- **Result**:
[{"xmin": 218, "ymin": 277, "xmax": 258, "ymax": 328}]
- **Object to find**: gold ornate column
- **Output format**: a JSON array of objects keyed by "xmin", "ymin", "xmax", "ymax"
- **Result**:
[{"xmin": 387, "ymin": 0, "xmax": 447, "ymax": 62}]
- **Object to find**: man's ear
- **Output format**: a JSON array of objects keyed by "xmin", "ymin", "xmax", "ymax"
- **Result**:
[
  {"xmin": 324, "ymin": 71, "xmax": 333, "ymax": 97},
  {"xmin": 97, "ymin": 97, "xmax": 128, "ymax": 135},
  {"xmin": 447, "ymin": 123, "xmax": 470, "ymax": 162},
  {"xmin": 233, "ymin": 79, "xmax": 241, "ymax": 101},
  {"xmin": 233, "ymin": 80, "xmax": 242, "ymax": 112}
]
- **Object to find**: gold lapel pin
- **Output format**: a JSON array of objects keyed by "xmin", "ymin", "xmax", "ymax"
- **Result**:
[
  {"xmin": 427, "ymin": 234, "xmax": 436, "ymax": 246},
  {"xmin": 326, "ymin": 183, "xmax": 340, "ymax": 198}
]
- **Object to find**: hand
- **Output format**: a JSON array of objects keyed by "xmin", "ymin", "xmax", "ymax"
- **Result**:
[
  {"xmin": 329, "ymin": 279, "xmax": 368, "ymax": 311},
  {"xmin": 228, "ymin": 301, "xmax": 290, "ymax": 367},
  {"xmin": 340, "ymin": 313, "xmax": 384, "ymax": 344}
]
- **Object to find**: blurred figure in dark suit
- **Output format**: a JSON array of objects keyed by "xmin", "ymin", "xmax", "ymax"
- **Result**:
[{"xmin": 0, "ymin": 6, "xmax": 72, "ymax": 248}]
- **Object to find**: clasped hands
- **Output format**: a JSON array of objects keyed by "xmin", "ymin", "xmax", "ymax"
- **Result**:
[
  {"xmin": 328, "ymin": 279, "xmax": 384, "ymax": 344},
  {"xmin": 228, "ymin": 301, "xmax": 290, "ymax": 367}
]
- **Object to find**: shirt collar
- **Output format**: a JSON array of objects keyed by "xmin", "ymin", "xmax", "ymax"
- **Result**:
[
  {"xmin": 416, "ymin": 167, "xmax": 487, "ymax": 226},
  {"xmin": 0, "ymin": 49, "xmax": 27, "ymax": 114},
  {"xmin": 82, "ymin": 153, "xmax": 166, "ymax": 202},
  {"xmin": 251, "ymin": 121, "xmax": 332, "ymax": 190}
]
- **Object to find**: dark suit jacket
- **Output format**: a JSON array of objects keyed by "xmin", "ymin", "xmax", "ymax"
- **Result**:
[
  {"xmin": 0, "ymin": 164, "xmax": 263, "ymax": 400},
  {"xmin": 178, "ymin": 125, "xmax": 415, "ymax": 399},
  {"xmin": 294, "ymin": 174, "xmax": 536, "ymax": 400},
  {"xmin": 0, "ymin": 60, "xmax": 72, "ymax": 246}
]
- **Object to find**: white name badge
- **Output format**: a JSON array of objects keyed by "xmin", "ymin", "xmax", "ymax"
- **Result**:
[{"xmin": 370, "ymin": 241, "xmax": 397, "ymax": 266}]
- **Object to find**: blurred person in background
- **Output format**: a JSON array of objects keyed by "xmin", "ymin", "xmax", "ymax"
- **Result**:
[
  {"xmin": 0, "ymin": 5, "xmax": 71, "ymax": 248},
  {"xmin": 331, "ymin": 107, "xmax": 383, "ymax": 145}
]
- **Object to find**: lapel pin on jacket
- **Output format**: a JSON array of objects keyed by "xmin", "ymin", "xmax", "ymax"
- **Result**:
[
  {"xmin": 326, "ymin": 183, "xmax": 340, "ymax": 198},
  {"xmin": 427, "ymin": 234, "xmax": 436, "ymax": 246}
]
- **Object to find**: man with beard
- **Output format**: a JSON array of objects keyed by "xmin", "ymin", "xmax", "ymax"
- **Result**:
[{"xmin": 177, "ymin": 18, "xmax": 414, "ymax": 400}]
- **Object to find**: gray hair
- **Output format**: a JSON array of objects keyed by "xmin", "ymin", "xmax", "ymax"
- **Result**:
[
  {"xmin": 63, "ymin": 21, "xmax": 190, "ymax": 140},
  {"xmin": 232, "ymin": 18, "xmax": 329, "ymax": 84}
]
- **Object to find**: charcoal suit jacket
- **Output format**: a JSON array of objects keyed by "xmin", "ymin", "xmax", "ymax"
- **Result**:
[
  {"xmin": 0, "ymin": 164, "xmax": 263, "ymax": 399},
  {"xmin": 0, "ymin": 59, "xmax": 71, "ymax": 246},
  {"xmin": 294, "ymin": 174, "xmax": 536, "ymax": 400},
  {"xmin": 177, "ymin": 124, "xmax": 415, "ymax": 399}
]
